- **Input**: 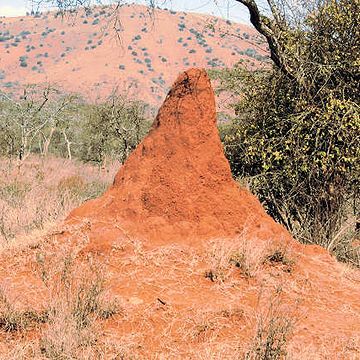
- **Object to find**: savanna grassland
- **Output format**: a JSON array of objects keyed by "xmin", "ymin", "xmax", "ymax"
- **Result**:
[{"xmin": 0, "ymin": 1, "xmax": 359, "ymax": 359}]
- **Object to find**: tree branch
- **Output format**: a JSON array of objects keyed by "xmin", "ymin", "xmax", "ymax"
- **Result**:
[{"xmin": 234, "ymin": 0, "xmax": 294, "ymax": 80}]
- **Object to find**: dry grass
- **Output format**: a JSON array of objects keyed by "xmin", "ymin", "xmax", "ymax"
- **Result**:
[
  {"xmin": 39, "ymin": 268, "xmax": 109, "ymax": 359},
  {"xmin": 205, "ymin": 235, "xmax": 295, "ymax": 283},
  {"xmin": 0, "ymin": 156, "xmax": 119, "ymax": 249},
  {"xmin": 244, "ymin": 288, "xmax": 295, "ymax": 360},
  {"xmin": 0, "ymin": 288, "xmax": 48, "ymax": 333},
  {"xmin": 0, "ymin": 252, "xmax": 119, "ymax": 360}
]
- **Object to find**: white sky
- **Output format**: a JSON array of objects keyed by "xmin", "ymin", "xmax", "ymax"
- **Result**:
[{"xmin": 0, "ymin": 0, "xmax": 255, "ymax": 24}]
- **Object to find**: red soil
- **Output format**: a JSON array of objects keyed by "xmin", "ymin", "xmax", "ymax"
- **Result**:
[
  {"xmin": 67, "ymin": 68, "xmax": 290, "ymax": 248},
  {"xmin": 0, "ymin": 68, "xmax": 359, "ymax": 358}
]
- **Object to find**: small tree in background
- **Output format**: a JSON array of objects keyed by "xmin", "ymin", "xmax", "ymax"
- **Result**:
[
  {"xmin": 0, "ymin": 86, "xmax": 77, "ymax": 164},
  {"xmin": 80, "ymin": 95, "xmax": 150, "ymax": 165}
]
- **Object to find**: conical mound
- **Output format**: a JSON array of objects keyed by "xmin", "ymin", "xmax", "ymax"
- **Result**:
[{"xmin": 68, "ymin": 68, "xmax": 290, "ymax": 244}]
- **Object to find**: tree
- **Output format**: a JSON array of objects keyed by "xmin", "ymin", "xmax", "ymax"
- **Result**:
[
  {"xmin": 79, "ymin": 94, "xmax": 150, "ymax": 165},
  {"xmin": 0, "ymin": 85, "xmax": 77, "ymax": 163},
  {"xmin": 213, "ymin": 0, "xmax": 359, "ymax": 264}
]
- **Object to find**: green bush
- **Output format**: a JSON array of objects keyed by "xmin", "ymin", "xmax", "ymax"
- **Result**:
[
  {"xmin": 212, "ymin": 0, "xmax": 359, "ymax": 265},
  {"xmin": 79, "ymin": 96, "xmax": 150, "ymax": 164}
]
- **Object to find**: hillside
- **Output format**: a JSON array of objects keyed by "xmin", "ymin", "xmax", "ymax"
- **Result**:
[{"xmin": 0, "ymin": 4, "xmax": 267, "ymax": 106}]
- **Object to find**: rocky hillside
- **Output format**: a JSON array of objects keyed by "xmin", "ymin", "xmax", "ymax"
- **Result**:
[{"xmin": 0, "ymin": 4, "xmax": 267, "ymax": 106}]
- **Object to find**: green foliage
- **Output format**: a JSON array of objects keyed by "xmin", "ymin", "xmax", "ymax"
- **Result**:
[
  {"xmin": 0, "ymin": 86, "xmax": 78, "ymax": 160},
  {"xmin": 213, "ymin": 0, "xmax": 359, "ymax": 265},
  {"xmin": 80, "ymin": 96, "xmax": 150, "ymax": 164},
  {"xmin": 0, "ymin": 88, "xmax": 150, "ymax": 165}
]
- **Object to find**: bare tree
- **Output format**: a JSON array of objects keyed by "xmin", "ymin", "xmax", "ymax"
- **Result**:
[{"xmin": 0, "ymin": 85, "xmax": 77, "ymax": 164}]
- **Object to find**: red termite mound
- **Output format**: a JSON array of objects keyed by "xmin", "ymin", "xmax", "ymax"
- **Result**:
[{"xmin": 67, "ymin": 68, "xmax": 290, "ymax": 245}]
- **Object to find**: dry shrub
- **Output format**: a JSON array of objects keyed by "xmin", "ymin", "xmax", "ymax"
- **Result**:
[
  {"xmin": 263, "ymin": 243, "xmax": 295, "ymax": 273},
  {"xmin": 39, "ymin": 255, "xmax": 118, "ymax": 359},
  {"xmin": 205, "ymin": 238, "xmax": 258, "ymax": 281},
  {"xmin": 206, "ymin": 235, "xmax": 295, "ymax": 282},
  {"xmin": 0, "ymin": 288, "xmax": 48, "ymax": 333},
  {"xmin": 57, "ymin": 175, "xmax": 86, "ymax": 195},
  {"xmin": 0, "ymin": 251, "xmax": 118, "ymax": 359},
  {"xmin": 245, "ymin": 289, "xmax": 295, "ymax": 360}
]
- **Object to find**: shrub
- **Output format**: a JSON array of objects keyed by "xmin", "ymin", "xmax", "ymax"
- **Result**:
[
  {"xmin": 80, "ymin": 95, "xmax": 150, "ymax": 164},
  {"xmin": 245, "ymin": 291, "xmax": 293, "ymax": 359},
  {"xmin": 178, "ymin": 23, "xmax": 186, "ymax": 31},
  {"xmin": 36, "ymin": 256, "xmax": 117, "ymax": 358},
  {"xmin": 244, "ymin": 48, "xmax": 256, "ymax": 57},
  {"xmin": 0, "ymin": 288, "xmax": 48, "ymax": 332},
  {"xmin": 212, "ymin": 0, "xmax": 359, "ymax": 265}
]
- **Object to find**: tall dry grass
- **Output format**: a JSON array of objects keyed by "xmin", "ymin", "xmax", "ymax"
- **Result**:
[
  {"xmin": 0, "ymin": 156, "xmax": 119, "ymax": 249},
  {"xmin": 0, "ymin": 254, "xmax": 120, "ymax": 360}
]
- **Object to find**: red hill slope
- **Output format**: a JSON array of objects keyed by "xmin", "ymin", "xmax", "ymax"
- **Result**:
[{"xmin": 0, "ymin": 4, "xmax": 267, "ymax": 106}]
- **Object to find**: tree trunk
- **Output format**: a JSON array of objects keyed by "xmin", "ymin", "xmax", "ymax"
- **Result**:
[
  {"xmin": 63, "ymin": 130, "xmax": 72, "ymax": 161},
  {"xmin": 43, "ymin": 127, "xmax": 55, "ymax": 157}
]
